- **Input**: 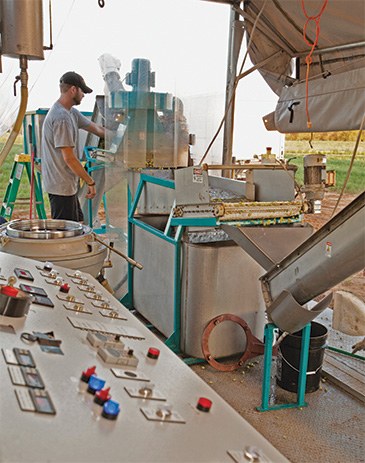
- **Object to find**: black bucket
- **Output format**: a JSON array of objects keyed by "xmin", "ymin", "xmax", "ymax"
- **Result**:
[{"xmin": 276, "ymin": 322, "xmax": 328, "ymax": 393}]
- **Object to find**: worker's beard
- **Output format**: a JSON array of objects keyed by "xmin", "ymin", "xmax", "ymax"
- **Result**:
[
  {"xmin": 73, "ymin": 88, "xmax": 84, "ymax": 106},
  {"xmin": 73, "ymin": 95, "xmax": 82, "ymax": 106}
]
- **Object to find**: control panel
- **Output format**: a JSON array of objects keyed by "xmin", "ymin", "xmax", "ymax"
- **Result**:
[{"xmin": 0, "ymin": 252, "xmax": 289, "ymax": 463}]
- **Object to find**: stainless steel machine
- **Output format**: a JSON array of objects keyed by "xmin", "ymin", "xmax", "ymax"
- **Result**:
[{"xmin": 0, "ymin": 220, "xmax": 107, "ymax": 277}]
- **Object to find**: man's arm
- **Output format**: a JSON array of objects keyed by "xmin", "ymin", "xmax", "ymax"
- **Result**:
[
  {"xmin": 84, "ymin": 121, "xmax": 105, "ymax": 138},
  {"xmin": 61, "ymin": 147, "xmax": 96, "ymax": 199}
]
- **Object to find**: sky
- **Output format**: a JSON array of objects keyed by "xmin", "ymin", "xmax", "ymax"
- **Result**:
[{"xmin": 0, "ymin": 0, "xmax": 282, "ymax": 160}]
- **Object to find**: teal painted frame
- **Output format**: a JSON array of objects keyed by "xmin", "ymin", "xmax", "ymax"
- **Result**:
[
  {"xmin": 121, "ymin": 174, "xmax": 304, "ymax": 360},
  {"xmin": 257, "ymin": 323, "xmax": 310, "ymax": 412},
  {"xmin": 121, "ymin": 174, "xmax": 184, "ymax": 352}
]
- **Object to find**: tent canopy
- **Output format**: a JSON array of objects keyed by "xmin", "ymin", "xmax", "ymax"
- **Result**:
[
  {"xmin": 204, "ymin": 0, "xmax": 365, "ymax": 132},
  {"xmin": 238, "ymin": 0, "xmax": 365, "ymax": 132}
]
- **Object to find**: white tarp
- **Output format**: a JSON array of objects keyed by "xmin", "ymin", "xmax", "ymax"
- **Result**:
[{"xmin": 241, "ymin": 0, "xmax": 365, "ymax": 132}]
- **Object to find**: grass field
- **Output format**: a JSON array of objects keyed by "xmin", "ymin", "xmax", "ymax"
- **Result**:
[{"xmin": 0, "ymin": 139, "xmax": 364, "ymax": 219}]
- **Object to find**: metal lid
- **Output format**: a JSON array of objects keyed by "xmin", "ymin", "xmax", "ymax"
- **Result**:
[{"xmin": 5, "ymin": 220, "xmax": 85, "ymax": 239}]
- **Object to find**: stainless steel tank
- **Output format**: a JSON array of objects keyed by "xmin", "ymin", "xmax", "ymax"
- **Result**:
[
  {"xmin": 0, "ymin": 0, "xmax": 44, "ymax": 60},
  {"xmin": 0, "ymin": 220, "xmax": 107, "ymax": 277}
]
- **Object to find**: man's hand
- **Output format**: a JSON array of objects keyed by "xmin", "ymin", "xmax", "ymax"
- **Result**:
[
  {"xmin": 85, "ymin": 184, "xmax": 96, "ymax": 199},
  {"xmin": 352, "ymin": 337, "xmax": 365, "ymax": 354}
]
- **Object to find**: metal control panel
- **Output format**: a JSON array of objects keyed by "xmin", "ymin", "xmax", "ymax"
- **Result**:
[{"xmin": 0, "ymin": 251, "xmax": 289, "ymax": 463}]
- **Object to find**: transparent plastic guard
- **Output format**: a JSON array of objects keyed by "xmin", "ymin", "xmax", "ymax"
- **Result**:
[
  {"xmin": 95, "ymin": 54, "xmax": 229, "ymax": 307},
  {"xmin": 101, "ymin": 55, "xmax": 192, "ymax": 234}
]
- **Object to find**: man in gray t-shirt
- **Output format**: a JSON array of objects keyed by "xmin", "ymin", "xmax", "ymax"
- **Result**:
[{"xmin": 41, "ymin": 71, "xmax": 105, "ymax": 221}]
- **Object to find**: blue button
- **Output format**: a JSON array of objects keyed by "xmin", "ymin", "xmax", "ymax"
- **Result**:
[
  {"xmin": 88, "ymin": 374, "xmax": 105, "ymax": 392},
  {"xmin": 103, "ymin": 400, "xmax": 120, "ymax": 416}
]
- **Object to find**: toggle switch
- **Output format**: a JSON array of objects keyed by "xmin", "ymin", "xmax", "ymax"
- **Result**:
[
  {"xmin": 156, "ymin": 404, "xmax": 172, "ymax": 419},
  {"xmin": 101, "ymin": 400, "xmax": 120, "ymax": 420},
  {"xmin": 138, "ymin": 383, "xmax": 154, "ymax": 398}
]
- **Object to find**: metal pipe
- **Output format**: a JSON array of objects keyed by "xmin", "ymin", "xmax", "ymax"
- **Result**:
[
  {"xmin": 235, "ymin": 50, "xmax": 283, "ymax": 81},
  {"xmin": 293, "ymin": 41, "xmax": 365, "ymax": 58},
  {"xmin": 92, "ymin": 233, "xmax": 143, "ymax": 270},
  {"xmin": 222, "ymin": 7, "xmax": 244, "ymax": 175},
  {"xmin": 202, "ymin": 163, "xmax": 292, "ymax": 170}
]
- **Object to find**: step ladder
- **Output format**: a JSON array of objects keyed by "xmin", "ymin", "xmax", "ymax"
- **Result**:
[{"xmin": 0, "ymin": 153, "xmax": 47, "ymax": 221}]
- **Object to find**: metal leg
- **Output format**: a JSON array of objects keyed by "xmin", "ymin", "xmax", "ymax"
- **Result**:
[
  {"xmin": 259, "ymin": 324, "xmax": 274, "ymax": 411},
  {"xmin": 257, "ymin": 323, "xmax": 309, "ymax": 412},
  {"xmin": 297, "ymin": 323, "xmax": 311, "ymax": 406}
]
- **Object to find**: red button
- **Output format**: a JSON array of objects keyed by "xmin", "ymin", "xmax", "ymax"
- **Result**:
[
  {"xmin": 197, "ymin": 397, "xmax": 212, "ymax": 412},
  {"xmin": 1, "ymin": 286, "xmax": 19, "ymax": 297},
  {"xmin": 147, "ymin": 347, "xmax": 160, "ymax": 359}
]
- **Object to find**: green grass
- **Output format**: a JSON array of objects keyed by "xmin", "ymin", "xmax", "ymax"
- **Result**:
[
  {"xmin": 0, "ymin": 142, "xmax": 50, "ymax": 217},
  {"xmin": 285, "ymin": 154, "xmax": 365, "ymax": 194}
]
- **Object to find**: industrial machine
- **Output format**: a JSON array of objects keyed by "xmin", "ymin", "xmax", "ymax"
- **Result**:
[
  {"xmin": 96, "ymin": 56, "xmax": 352, "ymax": 362},
  {"xmin": 0, "ymin": 1, "xmax": 364, "ymax": 461},
  {"xmin": 0, "ymin": 219, "xmax": 107, "ymax": 277}
]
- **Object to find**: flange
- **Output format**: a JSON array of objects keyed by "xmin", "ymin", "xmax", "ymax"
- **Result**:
[{"xmin": 201, "ymin": 314, "xmax": 266, "ymax": 371}]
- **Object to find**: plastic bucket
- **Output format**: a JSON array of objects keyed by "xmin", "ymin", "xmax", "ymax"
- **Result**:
[{"xmin": 276, "ymin": 322, "xmax": 328, "ymax": 393}]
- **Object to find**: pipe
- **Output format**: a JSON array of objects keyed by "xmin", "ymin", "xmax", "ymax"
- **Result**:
[
  {"xmin": 92, "ymin": 233, "xmax": 143, "ymax": 270},
  {"xmin": 0, "ymin": 57, "xmax": 29, "ymax": 168}
]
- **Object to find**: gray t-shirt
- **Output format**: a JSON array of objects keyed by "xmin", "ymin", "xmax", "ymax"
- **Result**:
[{"xmin": 41, "ymin": 103, "xmax": 91, "ymax": 196}]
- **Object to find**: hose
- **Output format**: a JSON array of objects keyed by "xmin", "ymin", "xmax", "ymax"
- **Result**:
[
  {"xmin": 0, "ymin": 58, "xmax": 29, "ymax": 169},
  {"xmin": 331, "ymin": 112, "xmax": 365, "ymax": 218}
]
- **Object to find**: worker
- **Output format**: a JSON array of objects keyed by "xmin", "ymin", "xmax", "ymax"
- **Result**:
[{"xmin": 41, "ymin": 71, "xmax": 105, "ymax": 222}]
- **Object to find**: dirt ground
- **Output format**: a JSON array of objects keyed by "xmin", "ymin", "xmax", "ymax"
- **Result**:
[
  {"xmin": 303, "ymin": 192, "xmax": 364, "ymax": 304},
  {"xmin": 9, "ymin": 191, "xmax": 364, "ymax": 302}
]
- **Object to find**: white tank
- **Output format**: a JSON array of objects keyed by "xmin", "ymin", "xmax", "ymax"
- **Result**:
[{"xmin": 0, "ymin": 220, "xmax": 107, "ymax": 277}]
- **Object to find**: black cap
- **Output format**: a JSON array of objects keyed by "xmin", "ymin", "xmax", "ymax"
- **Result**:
[{"xmin": 60, "ymin": 71, "xmax": 93, "ymax": 93}]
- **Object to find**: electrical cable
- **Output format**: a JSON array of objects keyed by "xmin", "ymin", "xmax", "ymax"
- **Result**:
[
  {"xmin": 301, "ymin": 0, "xmax": 328, "ymax": 128},
  {"xmin": 330, "ymin": 112, "xmax": 365, "ymax": 218},
  {"xmin": 199, "ymin": 0, "xmax": 268, "ymax": 165},
  {"xmin": 28, "ymin": 0, "xmax": 77, "ymax": 95},
  {"xmin": 275, "ymin": 157, "xmax": 305, "ymax": 208}
]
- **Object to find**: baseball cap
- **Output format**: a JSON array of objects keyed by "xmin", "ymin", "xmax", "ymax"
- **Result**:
[{"xmin": 60, "ymin": 71, "xmax": 93, "ymax": 93}]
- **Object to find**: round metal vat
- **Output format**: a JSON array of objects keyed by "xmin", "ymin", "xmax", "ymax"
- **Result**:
[
  {"xmin": 0, "ymin": 220, "xmax": 107, "ymax": 277},
  {"xmin": 0, "ymin": 0, "xmax": 44, "ymax": 60},
  {"xmin": 6, "ymin": 220, "xmax": 84, "ymax": 239}
]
